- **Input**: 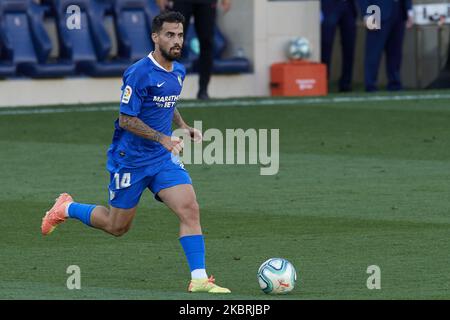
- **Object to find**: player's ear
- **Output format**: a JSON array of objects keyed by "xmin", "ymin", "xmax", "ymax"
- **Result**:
[{"xmin": 151, "ymin": 32, "xmax": 158, "ymax": 44}]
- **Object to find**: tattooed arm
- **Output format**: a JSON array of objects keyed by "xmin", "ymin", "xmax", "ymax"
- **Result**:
[
  {"xmin": 119, "ymin": 113, "xmax": 164, "ymax": 142},
  {"xmin": 173, "ymin": 107, "xmax": 189, "ymax": 129},
  {"xmin": 119, "ymin": 114, "xmax": 181, "ymax": 152},
  {"xmin": 173, "ymin": 108, "xmax": 203, "ymax": 142}
]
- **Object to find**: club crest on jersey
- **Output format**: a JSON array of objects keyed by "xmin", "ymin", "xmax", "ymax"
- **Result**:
[{"xmin": 121, "ymin": 85, "xmax": 132, "ymax": 104}]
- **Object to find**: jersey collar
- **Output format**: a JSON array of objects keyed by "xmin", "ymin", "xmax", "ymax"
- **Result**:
[{"xmin": 148, "ymin": 52, "xmax": 173, "ymax": 72}]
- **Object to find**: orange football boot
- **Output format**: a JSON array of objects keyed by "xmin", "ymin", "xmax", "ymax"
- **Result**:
[{"xmin": 41, "ymin": 193, "xmax": 73, "ymax": 235}]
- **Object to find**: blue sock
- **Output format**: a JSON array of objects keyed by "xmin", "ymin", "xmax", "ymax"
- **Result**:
[
  {"xmin": 68, "ymin": 203, "xmax": 95, "ymax": 227},
  {"xmin": 179, "ymin": 235, "xmax": 206, "ymax": 272}
]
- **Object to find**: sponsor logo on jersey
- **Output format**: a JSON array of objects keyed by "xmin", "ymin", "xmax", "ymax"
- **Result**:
[{"xmin": 153, "ymin": 95, "xmax": 180, "ymax": 108}]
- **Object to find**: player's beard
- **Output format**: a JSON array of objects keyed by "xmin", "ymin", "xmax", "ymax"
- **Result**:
[{"xmin": 160, "ymin": 45, "xmax": 182, "ymax": 61}]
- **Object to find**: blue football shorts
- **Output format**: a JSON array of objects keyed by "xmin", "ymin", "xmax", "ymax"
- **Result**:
[{"xmin": 107, "ymin": 157, "xmax": 192, "ymax": 209}]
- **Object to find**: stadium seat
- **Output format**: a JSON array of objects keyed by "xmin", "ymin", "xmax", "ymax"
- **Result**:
[
  {"xmin": 211, "ymin": 26, "xmax": 251, "ymax": 74},
  {"xmin": 147, "ymin": 0, "xmax": 160, "ymax": 16},
  {"xmin": 183, "ymin": 23, "xmax": 251, "ymax": 74},
  {"xmin": 53, "ymin": 0, "xmax": 130, "ymax": 77},
  {"xmin": 0, "ymin": 21, "xmax": 16, "ymax": 77},
  {"xmin": 113, "ymin": 0, "xmax": 158, "ymax": 63},
  {"xmin": 0, "ymin": 62, "xmax": 16, "ymax": 78},
  {"xmin": 211, "ymin": 57, "xmax": 252, "ymax": 74},
  {"xmin": 0, "ymin": 0, "xmax": 75, "ymax": 78}
]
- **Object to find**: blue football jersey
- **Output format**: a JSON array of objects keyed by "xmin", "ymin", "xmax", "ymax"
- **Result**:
[{"xmin": 107, "ymin": 53, "xmax": 186, "ymax": 171}]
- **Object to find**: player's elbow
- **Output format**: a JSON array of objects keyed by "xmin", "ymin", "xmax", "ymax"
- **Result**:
[{"xmin": 119, "ymin": 114, "xmax": 130, "ymax": 129}]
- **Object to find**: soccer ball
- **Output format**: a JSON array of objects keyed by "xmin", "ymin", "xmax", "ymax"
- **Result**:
[
  {"xmin": 257, "ymin": 258, "xmax": 297, "ymax": 294},
  {"xmin": 286, "ymin": 37, "xmax": 311, "ymax": 60}
]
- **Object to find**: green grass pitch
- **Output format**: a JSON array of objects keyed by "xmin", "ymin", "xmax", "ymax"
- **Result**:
[{"xmin": 0, "ymin": 92, "xmax": 449, "ymax": 299}]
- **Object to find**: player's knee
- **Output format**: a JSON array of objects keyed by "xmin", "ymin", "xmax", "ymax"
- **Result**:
[
  {"xmin": 110, "ymin": 228, "xmax": 128, "ymax": 237},
  {"xmin": 109, "ymin": 225, "xmax": 130, "ymax": 237},
  {"xmin": 179, "ymin": 201, "xmax": 200, "ymax": 224}
]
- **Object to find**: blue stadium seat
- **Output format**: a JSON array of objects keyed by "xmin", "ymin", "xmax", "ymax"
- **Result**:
[
  {"xmin": 147, "ymin": 0, "xmax": 160, "ymax": 16},
  {"xmin": 53, "ymin": 0, "xmax": 130, "ymax": 77},
  {"xmin": 211, "ymin": 25, "xmax": 251, "ymax": 74},
  {"xmin": 0, "ymin": 19, "xmax": 16, "ymax": 77},
  {"xmin": 0, "ymin": 62, "xmax": 16, "ymax": 78},
  {"xmin": 0, "ymin": 0, "xmax": 75, "ymax": 78},
  {"xmin": 183, "ymin": 23, "xmax": 251, "ymax": 74},
  {"xmin": 113, "ymin": 0, "xmax": 158, "ymax": 63}
]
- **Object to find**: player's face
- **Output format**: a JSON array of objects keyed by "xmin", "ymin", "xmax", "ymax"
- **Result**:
[{"xmin": 154, "ymin": 22, "xmax": 184, "ymax": 61}]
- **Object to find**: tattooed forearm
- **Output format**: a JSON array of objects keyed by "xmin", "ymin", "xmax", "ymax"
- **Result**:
[
  {"xmin": 173, "ymin": 108, "xmax": 188, "ymax": 129},
  {"xmin": 119, "ymin": 114, "xmax": 164, "ymax": 142}
]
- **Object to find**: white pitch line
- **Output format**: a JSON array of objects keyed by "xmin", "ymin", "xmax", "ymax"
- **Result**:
[
  {"xmin": 1, "ymin": 93, "xmax": 450, "ymax": 116},
  {"xmin": 0, "ymin": 105, "xmax": 118, "ymax": 116}
]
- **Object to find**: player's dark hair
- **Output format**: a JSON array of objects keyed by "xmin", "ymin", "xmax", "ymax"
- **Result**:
[{"xmin": 152, "ymin": 11, "xmax": 185, "ymax": 34}]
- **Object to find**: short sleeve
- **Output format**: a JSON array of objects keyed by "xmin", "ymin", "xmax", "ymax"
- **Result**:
[{"xmin": 119, "ymin": 71, "xmax": 146, "ymax": 117}]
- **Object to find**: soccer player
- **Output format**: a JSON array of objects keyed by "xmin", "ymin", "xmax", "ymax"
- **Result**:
[{"xmin": 41, "ymin": 11, "xmax": 230, "ymax": 294}]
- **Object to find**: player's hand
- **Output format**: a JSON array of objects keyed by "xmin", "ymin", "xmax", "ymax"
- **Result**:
[
  {"xmin": 172, "ymin": 138, "xmax": 184, "ymax": 155},
  {"xmin": 161, "ymin": 135, "xmax": 184, "ymax": 155},
  {"xmin": 184, "ymin": 127, "xmax": 203, "ymax": 143}
]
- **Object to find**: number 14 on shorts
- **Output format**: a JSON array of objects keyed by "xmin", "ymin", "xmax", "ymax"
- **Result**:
[{"xmin": 114, "ymin": 173, "xmax": 131, "ymax": 189}]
